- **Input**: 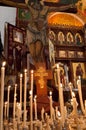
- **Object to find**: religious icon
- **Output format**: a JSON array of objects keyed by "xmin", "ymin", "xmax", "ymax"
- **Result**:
[
  {"xmin": 77, "ymin": 52, "xmax": 84, "ymax": 58},
  {"xmin": 13, "ymin": 30, "xmax": 23, "ymax": 44},
  {"xmin": 72, "ymin": 62, "xmax": 86, "ymax": 79},
  {"xmin": 58, "ymin": 31, "xmax": 65, "ymax": 44},
  {"xmin": 67, "ymin": 32, "xmax": 73, "ymax": 43},
  {"xmin": 75, "ymin": 33, "xmax": 82, "ymax": 45},
  {"xmin": 60, "ymin": 69, "xmax": 65, "ymax": 86},
  {"xmin": 76, "ymin": 63, "xmax": 83, "ymax": 78},
  {"xmin": 68, "ymin": 51, "xmax": 75, "ymax": 58},
  {"xmin": 59, "ymin": 50, "xmax": 67, "ymax": 58}
]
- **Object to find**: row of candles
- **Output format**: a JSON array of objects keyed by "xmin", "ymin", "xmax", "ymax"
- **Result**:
[
  {"xmin": 0, "ymin": 61, "xmax": 86, "ymax": 130},
  {"xmin": 69, "ymin": 77, "xmax": 86, "ymax": 116},
  {"xmin": 0, "ymin": 61, "xmax": 63, "ymax": 129},
  {"xmin": 0, "ymin": 61, "xmax": 56, "ymax": 130},
  {"xmin": 4, "ymin": 69, "xmax": 34, "ymax": 129}
]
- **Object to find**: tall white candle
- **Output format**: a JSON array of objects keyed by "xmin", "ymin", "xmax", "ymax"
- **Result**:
[
  {"xmin": 84, "ymin": 100, "xmax": 86, "ymax": 115},
  {"xmin": 23, "ymin": 69, "xmax": 27, "ymax": 127},
  {"xmin": 4, "ymin": 102, "xmax": 7, "ymax": 120},
  {"xmin": 34, "ymin": 95, "xmax": 37, "ymax": 120},
  {"xmin": 49, "ymin": 91, "xmax": 53, "ymax": 119},
  {"xmin": 41, "ymin": 107, "xmax": 45, "ymax": 121},
  {"xmin": 7, "ymin": 85, "xmax": 11, "ymax": 119},
  {"xmin": 0, "ymin": 61, "xmax": 6, "ymax": 130},
  {"xmin": 16, "ymin": 102, "xmax": 21, "ymax": 123},
  {"xmin": 54, "ymin": 70, "xmax": 58, "ymax": 87},
  {"xmin": 72, "ymin": 92, "xmax": 77, "ymax": 116},
  {"xmin": 56, "ymin": 64, "xmax": 65, "ymax": 126},
  {"xmin": 69, "ymin": 82, "xmax": 73, "ymax": 99},
  {"xmin": 56, "ymin": 64, "xmax": 61, "ymax": 86},
  {"xmin": 30, "ymin": 70, "xmax": 34, "ymax": 130},
  {"xmin": 59, "ymin": 83, "xmax": 65, "ymax": 126},
  {"xmin": 20, "ymin": 73, "xmax": 23, "ymax": 111},
  {"xmin": 55, "ymin": 106, "xmax": 59, "ymax": 119},
  {"xmin": 31, "ymin": 70, "xmax": 34, "ymax": 92},
  {"xmin": 77, "ymin": 76, "xmax": 85, "ymax": 115},
  {"xmin": 29, "ymin": 90, "xmax": 33, "ymax": 130},
  {"xmin": 13, "ymin": 84, "xmax": 17, "ymax": 119}
]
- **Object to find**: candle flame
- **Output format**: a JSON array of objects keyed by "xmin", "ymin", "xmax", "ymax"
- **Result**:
[
  {"xmin": 24, "ymin": 69, "xmax": 27, "ymax": 73},
  {"xmin": 77, "ymin": 79, "xmax": 81, "ymax": 85},
  {"xmin": 15, "ymin": 84, "xmax": 17, "ymax": 87},
  {"xmin": 78, "ymin": 76, "xmax": 81, "ymax": 80},
  {"xmin": 15, "ymin": 93, "xmax": 17, "ymax": 97},
  {"xmin": 56, "ymin": 64, "xmax": 59, "ymax": 68},
  {"xmin": 60, "ymin": 83, "xmax": 63, "ymax": 87},
  {"xmin": 49, "ymin": 91, "xmax": 52, "ymax": 96},
  {"xmin": 58, "ymin": 111, "xmax": 61, "ymax": 117},
  {"xmin": 17, "ymin": 102, "xmax": 21, "ymax": 107},
  {"xmin": 72, "ymin": 92, "xmax": 75, "ymax": 98},
  {"xmin": 69, "ymin": 82, "xmax": 72, "ymax": 86},
  {"xmin": 5, "ymin": 101, "xmax": 8, "ymax": 105},
  {"xmin": 34, "ymin": 95, "xmax": 37, "ymax": 99},
  {"xmin": 29, "ymin": 90, "xmax": 32, "ymax": 95},
  {"xmin": 8, "ymin": 85, "xmax": 11, "ymax": 89},
  {"xmin": 20, "ymin": 73, "xmax": 23, "ymax": 78},
  {"xmin": 2, "ymin": 61, "xmax": 6, "ymax": 67},
  {"xmin": 31, "ymin": 70, "xmax": 34, "ymax": 74}
]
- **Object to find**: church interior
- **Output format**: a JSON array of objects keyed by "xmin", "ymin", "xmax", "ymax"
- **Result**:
[{"xmin": 0, "ymin": 0, "xmax": 86, "ymax": 129}]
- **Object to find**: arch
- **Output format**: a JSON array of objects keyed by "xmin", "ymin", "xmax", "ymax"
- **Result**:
[
  {"xmin": 47, "ymin": 12, "xmax": 85, "ymax": 27},
  {"xmin": 58, "ymin": 31, "xmax": 65, "ymax": 44},
  {"xmin": 67, "ymin": 32, "xmax": 74, "ymax": 43},
  {"xmin": 75, "ymin": 33, "xmax": 82, "ymax": 45}
]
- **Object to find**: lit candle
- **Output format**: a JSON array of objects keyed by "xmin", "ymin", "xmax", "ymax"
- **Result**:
[
  {"xmin": 31, "ymin": 70, "xmax": 34, "ymax": 92},
  {"xmin": 49, "ymin": 91, "xmax": 53, "ymax": 119},
  {"xmin": 68, "ymin": 82, "xmax": 73, "ymax": 99},
  {"xmin": 41, "ymin": 107, "xmax": 45, "ymax": 121},
  {"xmin": 57, "ymin": 111, "xmax": 63, "ymax": 130},
  {"xmin": 13, "ymin": 84, "xmax": 17, "ymax": 119},
  {"xmin": 55, "ymin": 106, "xmax": 58, "ymax": 118},
  {"xmin": 56, "ymin": 64, "xmax": 61, "ymax": 85},
  {"xmin": 84, "ymin": 100, "xmax": 86, "ymax": 115},
  {"xmin": 20, "ymin": 73, "xmax": 23, "ymax": 112},
  {"xmin": 4, "ymin": 102, "xmax": 7, "ymax": 120},
  {"xmin": 77, "ymin": 76, "xmax": 85, "ymax": 115},
  {"xmin": 59, "ymin": 83, "xmax": 65, "ymax": 126},
  {"xmin": 7, "ymin": 85, "xmax": 11, "ymax": 119},
  {"xmin": 29, "ymin": 90, "xmax": 33, "ymax": 130},
  {"xmin": 57, "ymin": 110, "xmax": 61, "ymax": 118},
  {"xmin": 17, "ymin": 102, "xmax": 21, "ymax": 123},
  {"xmin": 71, "ymin": 92, "xmax": 77, "ymax": 116},
  {"xmin": 30, "ymin": 70, "xmax": 34, "ymax": 130},
  {"xmin": 0, "ymin": 61, "xmax": 6, "ymax": 130},
  {"xmin": 54, "ymin": 70, "xmax": 58, "ymax": 87},
  {"xmin": 34, "ymin": 95, "xmax": 37, "ymax": 120},
  {"xmin": 56, "ymin": 64, "xmax": 65, "ymax": 126},
  {"xmin": 23, "ymin": 69, "xmax": 27, "ymax": 127}
]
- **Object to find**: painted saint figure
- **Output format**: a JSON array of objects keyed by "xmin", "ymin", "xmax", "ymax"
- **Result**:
[{"xmin": 76, "ymin": 63, "xmax": 83, "ymax": 78}]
